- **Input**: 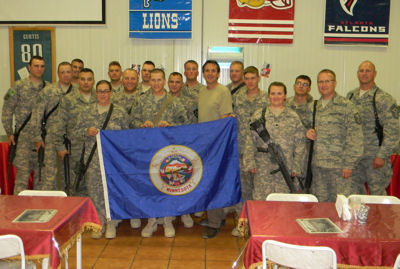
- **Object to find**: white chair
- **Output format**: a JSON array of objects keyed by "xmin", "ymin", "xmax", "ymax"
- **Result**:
[
  {"xmin": 348, "ymin": 194, "xmax": 400, "ymax": 205},
  {"xmin": 394, "ymin": 253, "xmax": 400, "ymax": 269},
  {"xmin": 0, "ymin": 234, "xmax": 26, "ymax": 269},
  {"xmin": 266, "ymin": 193, "xmax": 318, "ymax": 202},
  {"xmin": 18, "ymin": 190, "xmax": 67, "ymax": 197},
  {"xmin": 262, "ymin": 240, "xmax": 337, "ymax": 269}
]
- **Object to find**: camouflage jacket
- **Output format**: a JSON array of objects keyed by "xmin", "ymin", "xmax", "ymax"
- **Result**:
[
  {"xmin": 76, "ymin": 103, "xmax": 129, "ymax": 160},
  {"xmin": 285, "ymin": 94, "xmax": 313, "ymax": 128},
  {"xmin": 2, "ymin": 77, "xmax": 49, "ymax": 136},
  {"xmin": 243, "ymin": 106, "xmax": 306, "ymax": 175},
  {"xmin": 29, "ymin": 82, "xmax": 76, "ymax": 142},
  {"xmin": 307, "ymin": 93, "xmax": 364, "ymax": 169},
  {"xmin": 130, "ymin": 90, "xmax": 189, "ymax": 128},
  {"xmin": 233, "ymin": 89, "xmax": 269, "ymax": 154},
  {"xmin": 111, "ymin": 90, "xmax": 140, "ymax": 114},
  {"xmin": 346, "ymin": 85, "xmax": 400, "ymax": 159},
  {"xmin": 54, "ymin": 89, "xmax": 97, "ymax": 151}
]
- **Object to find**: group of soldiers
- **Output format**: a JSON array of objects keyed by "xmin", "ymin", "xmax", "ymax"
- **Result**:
[{"xmin": 2, "ymin": 56, "xmax": 399, "ymax": 240}]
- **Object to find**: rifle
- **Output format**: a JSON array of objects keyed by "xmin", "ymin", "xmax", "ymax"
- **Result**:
[
  {"xmin": 304, "ymin": 100, "xmax": 318, "ymax": 193},
  {"xmin": 63, "ymin": 135, "xmax": 71, "ymax": 195},
  {"xmin": 250, "ymin": 115, "xmax": 301, "ymax": 193}
]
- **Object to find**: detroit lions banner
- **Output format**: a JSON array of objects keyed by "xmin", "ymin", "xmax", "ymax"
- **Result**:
[
  {"xmin": 97, "ymin": 118, "xmax": 241, "ymax": 220},
  {"xmin": 129, "ymin": 0, "xmax": 192, "ymax": 39},
  {"xmin": 228, "ymin": 0, "xmax": 295, "ymax": 44},
  {"xmin": 324, "ymin": 0, "xmax": 390, "ymax": 46}
]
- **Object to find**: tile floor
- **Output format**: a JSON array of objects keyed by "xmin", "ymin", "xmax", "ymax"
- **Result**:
[{"xmin": 63, "ymin": 214, "xmax": 248, "ymax": 269}]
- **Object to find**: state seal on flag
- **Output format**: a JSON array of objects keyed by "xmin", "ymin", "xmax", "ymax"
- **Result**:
[{"xmin": 149, "ymin": 145, "xmax": 203, "ymax": 196}]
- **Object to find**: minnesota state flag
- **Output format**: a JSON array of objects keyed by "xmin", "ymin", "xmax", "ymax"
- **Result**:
[{"xmin": 97, "ymin": 117, "xmax": 241, "ymax": 219}]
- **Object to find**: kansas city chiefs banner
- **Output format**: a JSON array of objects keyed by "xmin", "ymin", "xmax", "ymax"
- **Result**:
[
  {"xmin": 228, "ymin": 0, "xmax": 295, "ymax": 44},
  {"xmin": 324, "ymin": 0, "xmax": 390, "ymax": 46}
]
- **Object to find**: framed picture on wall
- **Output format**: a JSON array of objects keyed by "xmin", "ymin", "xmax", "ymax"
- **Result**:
[{"xmin": 9, "ymin": 27, "xmax": 56, "ymax": 84}]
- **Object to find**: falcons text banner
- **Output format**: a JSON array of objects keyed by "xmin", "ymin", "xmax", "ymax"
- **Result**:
[{"xmin": 324, "ymin": 0, "xmax": 390, "ymax": 46}]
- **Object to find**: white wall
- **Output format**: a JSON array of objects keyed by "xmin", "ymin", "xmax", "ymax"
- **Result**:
[{"xmin": 0, "ymin": 0, "xmax": 399, "ymax": 135}]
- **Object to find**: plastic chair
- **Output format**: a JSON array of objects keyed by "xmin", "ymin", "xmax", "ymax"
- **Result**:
[
  {"xmin": 0, "ymin": 234, "xmax": 26, "ymax": 269},
  {"xmin": 18, "ymin": 190, "xmax": 67, "ymax": 197},
  {"xmin": 348, "ymin": 194, "xmax": 400, "ymax": 205},
  {"xmin": 266, "ymin": 193, "xmax": 318, "ymax": 202},
  {"xmin": 394, "ymin": 253, "xmax": 400, "ymax": 269},
  {"xmin": 262, "ymin": 239, "xmax": 337, "ymax": 269}
]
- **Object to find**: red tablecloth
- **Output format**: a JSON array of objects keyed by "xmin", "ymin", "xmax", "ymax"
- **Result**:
[
  {"xmin": 0, "ymin": 142, "xmax": 34, "ymax": 194},
  {"xmin": 0, "ymin": 195, "xmax": 101, "ymax": 268},
  {"xmin": 239, "ymin": 200, "xmax": 400, "ymax": 269}
]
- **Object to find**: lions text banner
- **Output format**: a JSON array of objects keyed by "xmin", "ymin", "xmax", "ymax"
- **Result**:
[
  {"xmin": 129, "ymin": 0, "xmax": 192, "ymax": 39},
  {"xmin": 98, "ymin": 118, "xmax": 241, "ymax": 219},
  {"xmin": 324, "ymin": 0, "xmax": 390, "ymax": 46},
  {"xmin": 228, "ymin": 0, "xmax": 295, "ymax": 44}
]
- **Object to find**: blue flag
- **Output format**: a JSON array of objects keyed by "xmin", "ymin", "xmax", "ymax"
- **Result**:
[{"xmin": 97, "ymin": 117, "xmax": 241, "ymax": 219}]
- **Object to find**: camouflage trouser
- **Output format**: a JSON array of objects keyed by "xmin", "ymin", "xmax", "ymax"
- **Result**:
[
  {"xmin": 86, "ymin": 155, "xmax": 106, "ymax": 224},
  {"xmin": 253, "ymin": 167, "xmax": 290, "ymax": 201},
  {"xmin": 14, "ymin": 134, "xmax": 38, "ymax": 195},
  {"xmin": 312, "ymin": 166, "xmax": 353, "ymax": 202},
  {"xmin": 233, "ymin": 168, "xmax": 254, "ymax": 216},
  {"xmin": 352, "ymin": 157, "xmax": 392, "ymax": 195},
  {"xmin": 35, "ymin": 138, "xmax": 59, "ymax": 191},
  {"xmin": 66, "ymin": 142, "xmax": 89, "ymax": 197}
]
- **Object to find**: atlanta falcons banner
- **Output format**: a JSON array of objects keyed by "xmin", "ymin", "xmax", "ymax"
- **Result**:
[
  {"xmin": 97, "ymin": 118, "xmax": 241, "ymax": 220},
  {"xmin": 228, "ymin": 0, "xmax": 295, "ymax": 44},
  {"xmin": 324, "ymin": 0, "xmax": 390, "ymax": 46}
]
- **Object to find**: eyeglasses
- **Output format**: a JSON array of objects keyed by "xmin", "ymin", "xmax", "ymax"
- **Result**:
[
  {"xmin": 295, "ymin": 81, "xmax": 310, "ymax": 87},
  {"xmin": 317, "ymin": 80, "xmax": 334, "ymax": 84},
  {"xmin": 96, "ymin": 90, "xmax": 111, "ymax": 94}
]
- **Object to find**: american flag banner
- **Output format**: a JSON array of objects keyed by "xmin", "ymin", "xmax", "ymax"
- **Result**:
[{"xmin": 228, "ymin": 0, "xmax": 295, "ymax": 44}]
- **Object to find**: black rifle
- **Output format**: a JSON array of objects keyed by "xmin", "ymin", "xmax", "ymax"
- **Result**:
[
  {"xmin": 63, "ymin": 135, "xmax": 71, "ymax": 195},
  {"xmin": 250, "ymin": 115, "xmax": 300, "ymax": 193},
  {"xmin": 74, "ymin": 104, "xmax": 114, "ymax": 193},
  {"xmin": 304, "ymin": 100, "xmax": 318, "ymax": 193}
]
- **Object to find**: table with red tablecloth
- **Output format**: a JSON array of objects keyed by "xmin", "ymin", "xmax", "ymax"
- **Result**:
[
  {"xmin": 239, "ymin": 200, "xmax": 400, "ymax": 269},
  {"xmin": 0, "ymin": 195, "xmax": 101, "ymax": 268}
]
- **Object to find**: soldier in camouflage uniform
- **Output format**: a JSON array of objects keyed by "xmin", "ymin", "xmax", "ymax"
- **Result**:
[
  {"xmin": 111, "ymin": 68, "xmax": 140, "ymax": 114},
  {"xmin": 168, "ymin": 72, "xmax": 197, "ymax": 124},
  {"xmin": 55, "ymin": 68, "xmax": 97, "ymax": 196},
  {"xmin": 306, "ymin": 69, "xmax": 363, "ymax": 202},
  {"xmin": 346, "ymin": 61, "xmax": 400, "ymax": 195},
  {"xmin": 226, "ymin": 61, "xmax": 246, "ymax": 96},
  {"xmin": 286, "ymin": 75, "xmax": 313, "ymax": 127},
  {"xmin": 181, "ymin": 60, "xmax": 203, "ymax": 99},
  {"xmin": 131, "ymin": 69, "xmax": 188, "ymax": 238},
  {"xmin": 2, "ymin": 56, "xmax": 49, "ymax": 194},
  {"xmin": 286, "ymin": 75, "xmax": 314, "ymax": 184},
  {"xmin": 108, "ymin": 61, "xmax": 124, "ymax": 93},
  {"xmin": 137, "ymin": 60, "xmax": 155, "ymax": 94},
  {"xmin": 29, "ymin": 62, "xmax": 75, "ymax": 191},
  {"xmin": 71, "ymin": 58, "xmax": 84, "ymax": 88},
  {"xmin": 243, "ymin": 82, "xmax": 306, "ymax": 201},
  {"xmin": 231, "ymin": 66, "xmax": 268, "ymax": 236},
  {"xmin": 77, "ymin": 80, "xmax": 129, "ymax": 239}
]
